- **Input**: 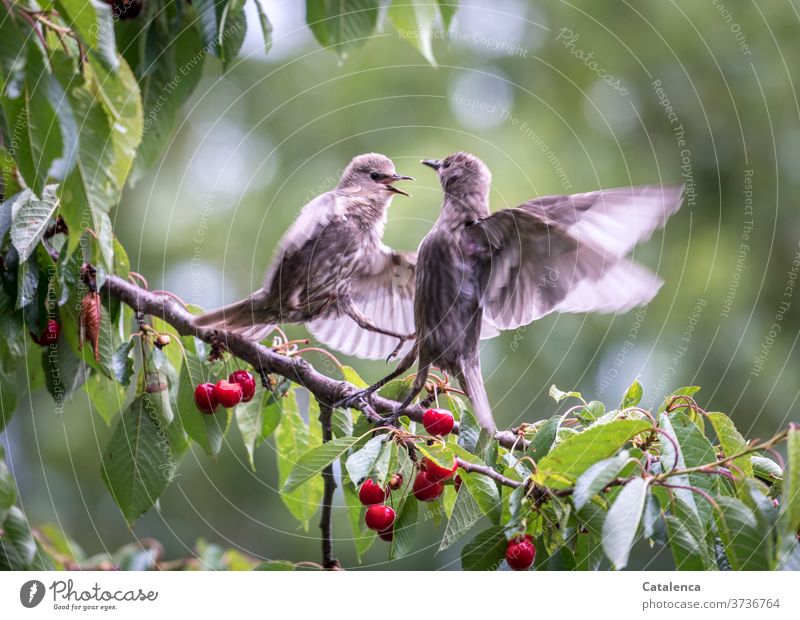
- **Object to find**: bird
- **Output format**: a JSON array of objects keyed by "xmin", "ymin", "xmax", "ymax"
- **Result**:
[
  {"xmin": 342, "ymin": 151, "xmax": 684, "ymax": 435},
  {"xmin": 193, "ymin": 153, "xmax": 418, "ymax": 360}
]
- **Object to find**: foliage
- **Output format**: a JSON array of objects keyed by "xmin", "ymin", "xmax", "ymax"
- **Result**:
[{"xmin": 0, "ymin": 1, "xmax": 798, "ymax": 572}]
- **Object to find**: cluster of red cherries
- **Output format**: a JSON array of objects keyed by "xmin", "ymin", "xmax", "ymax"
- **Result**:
[{"xmin": 193, "ymin": 370, "xmax": 257, "ymax": 413}]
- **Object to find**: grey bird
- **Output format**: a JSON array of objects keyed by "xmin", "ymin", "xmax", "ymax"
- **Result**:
[
  {"xmin": 342, "ymin": 152, "xmax": 684, "ymax": 435},
  {"xmin": 193, "ymin": 153, "xmax": 417, "ymax": 359}
]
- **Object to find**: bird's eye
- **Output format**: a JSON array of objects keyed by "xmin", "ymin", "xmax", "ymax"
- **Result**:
[
  {"xmin": 369, "ymin": 171, "xmax": 382, "ymax": 181},
  {"xmin": 442, "ymin": 161, "xmax": 450, "ymax": 169}
]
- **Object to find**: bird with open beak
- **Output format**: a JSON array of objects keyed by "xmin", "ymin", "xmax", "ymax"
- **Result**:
[
  {"xmin": 340, "ymin": 151, "xmax": 683, "ymax": 435},
  {"xmin": 193, "ymin": 153, "xmax": 417, "ymax": 360}
]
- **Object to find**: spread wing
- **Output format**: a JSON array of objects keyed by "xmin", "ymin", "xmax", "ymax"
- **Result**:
[
  {"xmin": 262, "ymin": 190, "xmax": 345, "ymax": 289},
  {"xmin": 307, "ymin": 246, "xmax": 417, "ymax": 360},
  {"xmin": 471, "ymin": 185, "xmax": 683, "ymax": 330}
]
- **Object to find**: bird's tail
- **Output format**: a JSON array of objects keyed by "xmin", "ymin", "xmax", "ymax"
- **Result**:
[
  {"xmin": 192, "ymin": 294, "xmax": 275, "ymax": 342},
  {"xmin": 457, "ymin": 361, "xmax": 496, "ymax": 435}
]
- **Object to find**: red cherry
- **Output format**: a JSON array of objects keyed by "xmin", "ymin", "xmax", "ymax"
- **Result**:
[
  {"xmin": 365, "ymin": 505, "xmax": 396, "ymax": 531},
  {"xmin": 358, "ymin": 479, "xmax": 388, "ymax": 506},
  {"xmin": 412, "ymin": 470, "xmax": 444, "ymax": 502},
  {"xmin": 229, "ymin": 370, "xmax": 256, "ymax": 402},
  {"xmin": 454, "ymin": 474, "xmax": 462, "ymax": 492},
  {"xmin": 31, "ymin": 319, "xmax": 60, "ymax": 346},
  {"xmin": 378, "ymin": 527, "xmax": 394, "ymax": 542},
  {"xmin": 505, "ymin": 535, "xmax": 536, "ymax": 571},
  {"xmin": 194, "ymin": 383, "xmax": 219, "ymax": 414},
  {"xmin": 422, "ymin": 456, "xmax": 458, "ymax": 482},
  {"xmin": 213, "ymin": 379, "xmax": 243, "ymax": 408},
  {"xmin": 422, "ymin": 407, "xmax": 454, "ymax": 436}
]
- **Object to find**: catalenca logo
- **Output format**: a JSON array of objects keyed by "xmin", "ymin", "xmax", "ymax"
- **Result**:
[{"xmin": 20, "ymin": 580, "xmax": 45, "ymax": 608}]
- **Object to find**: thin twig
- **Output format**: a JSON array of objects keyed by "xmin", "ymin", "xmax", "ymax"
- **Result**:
[
  {"xmin": 317, "ymin": 400, "xmax": 341, "ymax": 570},
  {"xmin": 456, "ymin": 458, "xmax": 521, "ymax": 488}
]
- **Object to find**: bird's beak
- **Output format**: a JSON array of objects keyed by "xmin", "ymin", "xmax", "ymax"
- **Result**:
[
  {"xmin": 380, "ymin": 173, "xmax": 413, "ymax": 197},
  {"xmin": 421, "ymin": 159, "xmax": 442, "ymax": 171}
]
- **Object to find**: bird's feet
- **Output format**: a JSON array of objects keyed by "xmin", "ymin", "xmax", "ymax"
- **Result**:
[{"xmin": 386, "ymin": 333, "xmax": 415, "ymax": 362}]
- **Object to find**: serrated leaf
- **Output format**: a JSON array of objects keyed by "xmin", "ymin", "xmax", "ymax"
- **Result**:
[
  {"xmin": 345, "ymin": 434, "xmax": 384, "ymax": 484},
  {"xmin": 707, "ymin": 412, "xmax": 752, "ymax": 480},
  {"xmin": 526, "ymin": 414, "xmax": 561, "ymax": 461},
  {"xmin": 305, "ymin": 0, "xmax": 380, "ymax": 57},
  {"xmin": 714, "ymin": 495, "xmax": 773, "ymax": 570},
  {"xmin": 439, "ymin": 485, "xmax": 482, "ymax": 550},
  {"xmin": 9, "ymin": 187, "xmax": 59, "ymax": 261},
  {"xmin": 461, "ymin": 526, "xmax": 506, "ymax": 571},
  {"xmin": 461, "ymin": 470, "xmax": 501, "ymax": 523},
  {"xmin": 100, "ymin": 392, "xmax": 177, "ymax": 523},
  {"xmin": 535, "ymin": 419, "xmax": 651, "ymax": 488},
  {"xmin": 283, "ymin": 435, "xmax": 360, "ymax": 494},
  {"xmin": 665, "ymin": 514, "xmax": 709, "ymax": 570},
  {"xmin": 601, "ymin": 477, "xmax": 648, "ymax": 569},
  {"xmin": 275, "ymin": 392, "xmax": 324, "ymax": 528},
  {"xmin": 752, "ymin": 456, "xmax": 782, "ymax": 489},
  {"xmin": 573, "ymin": 450, "xmax": 630, "ymax": 511},
  {"xmin": 84, "ymin": 372, "xmax": 126, "ymax": 425},
  {"xmin": 235, "ymin": 398, "xmax": 262, "ymax": 470}
]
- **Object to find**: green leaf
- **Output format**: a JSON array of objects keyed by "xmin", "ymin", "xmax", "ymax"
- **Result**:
[
  {"xmin": 1, "ymin": 45, "xmax": 66, "ymax": 195},
  {"xmin": 345, "ymin": 434, "xmax": 385, "ymax": 484},
  {"xmin": 9, "ymin": 187, "xmax": 59, "ymax": 261},
  {"xmin": 707, "ymin": 411, "xmax": 753, "ymax": 480},
  {"xmin": 390, "ymin": 494, "xmax": 418, "ymax": 559},
  {"xmin": 658, "ymin": 413, "xmax": 700, "ymax": 519},
  {"xmin": 305, "ymin": 0, "xmax": 380, "ymax": 58},
  {"xmin": 573, "ymin": 450, "xmax": 631, "ymax": 511},
  {"xmin": 714, "ymin": 495, "xmax": 773, "ymax": 570},
  {"xmin": 0, "ymin": 506, "xmax": 35, "ymax": 569},
  {"xmin": 0, "ymin": 364, "xmax": 19, "ymax": 433},
  {"xmin": 388, "ymin": 0, "xmax": 439, "ymax": 65},
  {"xmin": 54, "ymin": 1, "xmax": 99, "ymax": 49},
  {"xmin": 219, "ymin": 0, "xmax": 248, "ymax": 69},
  {"xmin": 461, "ymin": 470, "xmax": 501, "ymax": 524},
  {"xmin": 665, "ymin": 514, "xmax": 710, "ymax": 571},
  {"xmin": 342, "ymin": 479, "xmax": 376, "ymax": 560},
  {"xmin": 42, "ymin": 333, "xmax": 86, "ymax": 407},
  {"xmin": 175, "ymin": 349, "xmax": 229, "ymax": 455},
  {"xmin": 440, "ymin": 485, "xmax": 483, "ymax": 550},
  {"xmin": 283, "ymin": 435, "xmax": 361, "ymax": 493},
  {"xmin": 0, "ymin": 447, "xmax": 16, "ymax": 523},
  {"xmin": 100, "ymin": 392, "xmax": 178, "ymax": 523},
  {"xmin": 437, "ymin": 0, "xmax": 458, "ymax": 29},
  {"xmin": 620, "ymin": 379, "xmax": 643, "ymax": 409},
  {"xmin": 535, "ymin": 419, "xmax": 651, "ymax": 488},
  {"xmin": 235, "ymin": 398, "xmax": 262, "ymax": 470},
  {"xmin": 601, "ymin": 477, "xmax": 648, "ymax": 569},
  {"xmin": 548, "ymin": 384, "xmax": 582, "ymax": 403},
  {"xmin": 84, "ymin": 372, "xmax": 126, "ymax": 425},
  {"xmin": 784, "ymin": 425, "xmax": 800, "ymax": 533},
  {"xmin": 576, "ymin": 400, "xmax": 605, "ymax": 425},
  {"xmin": 669, "ymin": 410, "xmax": 717, "ymax": 523},
  {"xmin": 252, "ymin": 0, "xmax": 273, "ymax": 54},
  {"xmin": 416, "ymin": 442, "xmax": 455, "ymax": 470},
  {"xmin": 131, "ymin": 9, "xmax": 205, "ymax": 183},
  {"xmin": 274, "ymin": 393, "xmax": 324, "ymax": 528},
  {"xmin": 461, "ymin": 526, "xmax": 506, "ymax": 571},
  {"xmin": 752, "ymin": 455, "xmax": 782, "ymax": 490},
  {"xmin": 526, "ymin": 414, "xmax": 561, "ymax": 461}
]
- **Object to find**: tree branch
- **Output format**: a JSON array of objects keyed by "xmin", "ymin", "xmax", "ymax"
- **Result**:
[
  {"xmin": 456, "ymin": 458, "xmax": 522, "ymax": 488},
  {"xmin": 317, "ymin": 400, "xmax": 340, "ymax": 570},
  {"xmin": 101, "ymin": 275, "xmax": 522, "ymax": 449}
]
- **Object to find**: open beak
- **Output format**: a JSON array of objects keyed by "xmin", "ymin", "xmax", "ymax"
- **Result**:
[
  {"xmin": 380, "ymin": 173, "xmax": 413, "ymax": 197},
  {"xmin": 421, "ymin": 159, "xmax": 442, "ymax": 171}
]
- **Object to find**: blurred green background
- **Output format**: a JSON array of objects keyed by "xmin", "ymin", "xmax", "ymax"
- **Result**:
[{"xmin": 4, "ymin": 0, "xmax": 800, "ymax": 569}]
